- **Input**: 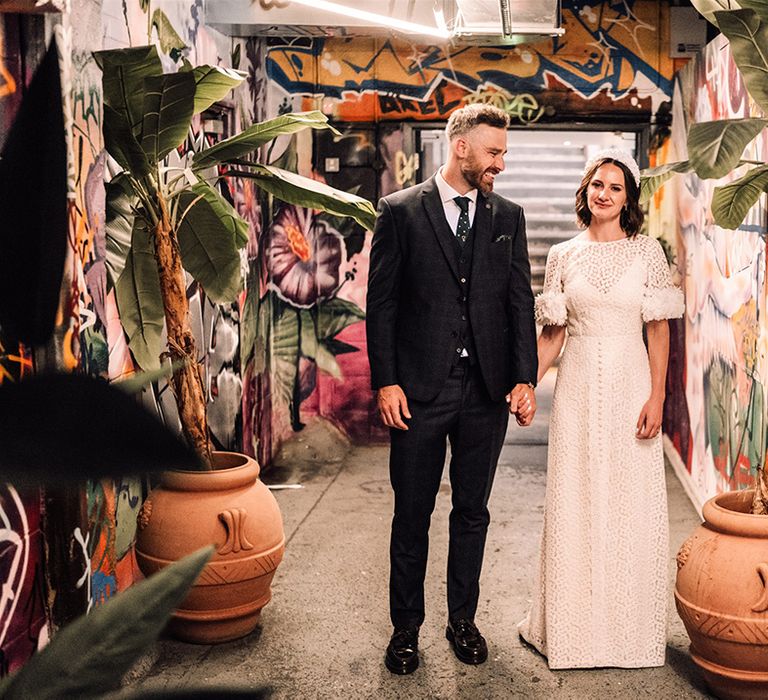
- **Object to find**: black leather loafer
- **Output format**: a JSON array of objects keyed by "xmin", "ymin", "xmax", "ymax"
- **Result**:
[
  {"xmin": 446, "ymin": 618, "xmax": 488, "ymax": 665},
  {"xmin": 385, "ymin": 626, "xmax": 420, "ymax": 674}
]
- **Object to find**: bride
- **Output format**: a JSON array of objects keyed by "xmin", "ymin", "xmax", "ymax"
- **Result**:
[{"xmin": 516, "ymin": 148, "xmax": 684, "ymax": 669}]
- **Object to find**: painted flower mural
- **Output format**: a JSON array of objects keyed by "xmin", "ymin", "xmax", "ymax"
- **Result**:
[{"xmin": 267, "ymin": 204, "xmax": 343, "ymax": 308}]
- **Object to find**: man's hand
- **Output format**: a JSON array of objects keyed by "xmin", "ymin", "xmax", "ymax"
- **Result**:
[
  {"xmin": 506, "ymin": 383, "xmax": 536, "ymax": 427},
  {"xmin": 377, "ymin": 384, "xmax": 411, "ymax": 430}
]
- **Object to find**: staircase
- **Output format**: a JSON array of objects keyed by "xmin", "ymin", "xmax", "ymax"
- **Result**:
[{"xmin": 494, "ymin": 144, "xmax": 588, "ymax": 294}]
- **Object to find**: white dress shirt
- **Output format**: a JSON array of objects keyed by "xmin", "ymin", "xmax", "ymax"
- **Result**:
[{"xmin": 435, "ymin": 167, "xmax": 477, "ymax": 235}]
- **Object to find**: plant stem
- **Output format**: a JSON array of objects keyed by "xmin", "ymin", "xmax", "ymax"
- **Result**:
[{"xmin": 153, "ymin": 191, "xmax": 213, "ymax": 468}]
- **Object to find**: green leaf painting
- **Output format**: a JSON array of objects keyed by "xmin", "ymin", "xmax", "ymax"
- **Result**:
[
  {"xmin": 316, "ymin": 297, "xmax": 365, "ymax": 340},
  {"xmin": 151, "ymin": 9, "xmax": 187, "ymax": 55},
  {"xmin": 271, "ymin": 304, "xmax": 300, "ymax": 408}
]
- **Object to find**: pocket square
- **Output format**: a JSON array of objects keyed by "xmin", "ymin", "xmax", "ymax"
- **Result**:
[{"xmin": 493, "ymin": 234, "xmax": 513, "ymax": 243}]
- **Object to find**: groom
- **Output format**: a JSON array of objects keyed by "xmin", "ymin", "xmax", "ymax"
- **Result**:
[{"xmin": 366, "ymin": 103, "xmax": 538, "ymax": 675}]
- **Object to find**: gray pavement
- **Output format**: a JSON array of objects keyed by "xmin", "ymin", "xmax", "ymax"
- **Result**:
[{"xmin": 124, "ymin": 369, "xmax": 713, "ymax": 699}]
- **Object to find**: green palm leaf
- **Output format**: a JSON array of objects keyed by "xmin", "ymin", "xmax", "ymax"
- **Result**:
[
  {"xmin": 688, "ymin": 119, "xmax": 768, "ymax": 179},
  {"xmin": 731, "ymin": 1, "xmax": 768, "ymax": 25},
  {"xmin": 115, "ymin": 217, "xmax": 165, "ymax": 371},
  {"xmin": 94, "ymin": 46, "xmax": 163, "ymax": 140},
  {"xmin": 690, "ymin": 0, "xmax": 742, "ymax": 26},
  {"xmin": 639, "ymin": 160, "xmax": 692, "ymax": 203},
  {"xmin": 192, "ymin": 65, "xmax": 247, "ymax": 114},
  {"xmin": 711, "ymin": 164, "xmax": 768, "ymax": 228},
  {"xmin": 0, "ymin": 547, "xmax": 213, "ymax": 700},
  {"xmin": 192, "ymin": 112, "xmax": 341, "ymax": 170},
  {"xmin": 716, "ymin": 8, "xmax": 768, "ymax": 113},
  {"xmin": 105, "ymin": 174, "xmax": 137, "ymax": 289},
  {"xmin": 102, "ymin": 104, "xmax": 151, "ymax": 178},
  {"xmin": 141, "ymin": 72, "xmax": 196, "ymax": 163},
  {"xmin": 235, "ymin": 164, "xmax": 377, "ymax": 231},
  {"xmin": 176, "ymin": 183, "xmax": 244, "ymax": 303}
]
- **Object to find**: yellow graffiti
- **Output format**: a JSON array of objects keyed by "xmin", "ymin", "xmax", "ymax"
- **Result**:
[
  {"xmin": 464, "ymin": 86, "xmax": 544, "ymax": 124},
  {"xmin": 0, "ymin": 60, "xmax": 17, "ymax": 99},
  {"xmin": 395, "ymin": 151, "xmax": 418, "ymax": 186}
]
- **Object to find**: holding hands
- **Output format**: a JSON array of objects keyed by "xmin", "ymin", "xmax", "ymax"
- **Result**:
[{"xmin": 508, "ymin": 383, "xmax": 536, "ymax": 426}]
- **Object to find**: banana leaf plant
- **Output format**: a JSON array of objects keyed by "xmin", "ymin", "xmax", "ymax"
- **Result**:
[
  {"xmin": 641, "ymin": 2, "xmax": 768, "ymax": 233},
  {"xmin": 641, "ymin": 1, "xmax": 768, "ymax": 513},
  {"xmin": 96, "ymin": 46, "xmax": 376, "ymax": 468}
]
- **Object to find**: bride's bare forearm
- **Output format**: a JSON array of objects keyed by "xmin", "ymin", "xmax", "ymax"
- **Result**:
[{"xmin": 537, "ymin": 325, "xmax": 566, "ymax": 382}]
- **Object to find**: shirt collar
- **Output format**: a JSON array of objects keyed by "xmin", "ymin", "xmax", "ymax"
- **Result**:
[{"xmin": 436, "ymin": 167, "xmax": 478, "ymax": 207}]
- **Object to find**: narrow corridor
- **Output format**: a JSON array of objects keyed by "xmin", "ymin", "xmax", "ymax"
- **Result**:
[{"xmin": 125, "ymin": 370, "xmax": 711, "ymax": 699}]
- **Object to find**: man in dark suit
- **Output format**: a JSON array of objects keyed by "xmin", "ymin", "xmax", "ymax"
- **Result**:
[{"xmin": 366, "ymin": 104, "xmax": 538, "ymax": 675}]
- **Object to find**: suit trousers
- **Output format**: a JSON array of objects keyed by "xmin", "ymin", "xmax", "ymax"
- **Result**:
[{"xmin": 388, "ymin": 360, "xmax": 509, "ymax": 628}]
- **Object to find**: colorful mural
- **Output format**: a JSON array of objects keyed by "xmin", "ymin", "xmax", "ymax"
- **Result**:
[
  {"xmin": 0, "ymin": 13, "xmax": 53, "ymax": 674},
  {"xmin": 656, "ymin": 35, "xmax": 768, "ymax": 508},
  {"xmin": 266, "ymin": 0, "xmax": 674, "ymax": 124}
]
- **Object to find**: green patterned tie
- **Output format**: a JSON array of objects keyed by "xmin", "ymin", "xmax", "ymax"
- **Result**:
[{"xmin": 453, "ymin": 196, "xmax": 471, "ymax": 246}]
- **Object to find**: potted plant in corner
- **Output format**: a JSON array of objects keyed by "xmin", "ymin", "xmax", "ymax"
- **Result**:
[
  {"xmin": 641, "ymin": 2, "xmax": 768, "ymax": 697},
  {"xmin": 95, "ymin": 45, "xmax": 376, "ymax": 644}
]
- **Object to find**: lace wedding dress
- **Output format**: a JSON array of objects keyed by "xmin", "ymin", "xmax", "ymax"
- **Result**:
[{"xmin": 518, "ymin": 234, "xmax": 685, "ymax": 669}]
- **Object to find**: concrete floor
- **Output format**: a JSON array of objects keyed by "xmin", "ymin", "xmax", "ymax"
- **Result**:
[{"xmin": 124, "ymin": 370, "xmax": 713, "ymax": 699}]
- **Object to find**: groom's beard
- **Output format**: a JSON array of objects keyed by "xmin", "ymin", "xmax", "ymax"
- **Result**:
[{"xmin": 461, "ymin": 156, "xmax": 500, "ymax": 194}]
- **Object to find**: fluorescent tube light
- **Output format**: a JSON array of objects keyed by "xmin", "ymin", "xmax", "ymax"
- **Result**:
[{"xmin": 286, "ymin": 0, "xmax": 453, "ymax": 39}]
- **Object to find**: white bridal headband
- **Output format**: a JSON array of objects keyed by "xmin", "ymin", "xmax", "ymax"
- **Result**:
[{"xmin": 584, "ymin": 147, "xmax": 641, "ymax": 187}]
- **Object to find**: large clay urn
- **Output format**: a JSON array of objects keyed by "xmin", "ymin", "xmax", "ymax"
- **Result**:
[
  {"xmin": 135, "ymin": 451, "xmax": 285, "ymax": 644},
  {"xmin": 675, "ymin": 489, "xmax": 768, "ymax": 699}
]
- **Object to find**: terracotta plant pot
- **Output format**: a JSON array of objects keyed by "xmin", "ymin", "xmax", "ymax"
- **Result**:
[
  {"xmin": 135, "ymin": 451, "xmax": 285, "ymax": 644},
  {"xmin": 675, "ymin": 489, "xmax": 768, "ymax": 699}
]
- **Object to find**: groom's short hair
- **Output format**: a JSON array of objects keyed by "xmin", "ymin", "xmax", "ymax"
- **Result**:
[{"xmin": 446, "ymin": 104, "xmax": 510, "ymax": 140}]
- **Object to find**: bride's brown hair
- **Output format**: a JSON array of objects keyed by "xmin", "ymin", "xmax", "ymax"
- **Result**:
[{"xmin": 574, "ymin": 158, "xmax": 644, "ymax": 237}]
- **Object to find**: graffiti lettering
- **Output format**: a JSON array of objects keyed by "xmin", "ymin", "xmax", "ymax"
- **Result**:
[
  {"xmin": 394, "ymin": 151, "xmax": 418, "ymax": 186},
  {"xmin": 73, "ymin": 527, "xmax": 92, "ymax": 613},
  {"xmin": 0, "ymin": 488, "xmax": 29, "ymax": 648},
  {"xmin": 464, "ymin": 86, "xmax": 545, "ymax": 124}
]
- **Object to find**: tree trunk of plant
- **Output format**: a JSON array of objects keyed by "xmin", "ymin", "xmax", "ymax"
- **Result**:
[
  {"xmin": 751, "ymin": 468, "xmax": 768, "ymax": 515},
  {"xmin": 153, "ymin": 193, "xmax": 213, "ymax": 468}
]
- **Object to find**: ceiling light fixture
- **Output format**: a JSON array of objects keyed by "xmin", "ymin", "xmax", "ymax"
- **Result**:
[{"xmin": 287, "ymin": 0, "xmax": 453, "ymax": 40}]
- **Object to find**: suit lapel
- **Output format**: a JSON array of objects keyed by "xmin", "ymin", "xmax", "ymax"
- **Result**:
[
  {"xmin": 470, "ymin": 191, "xmax": 493, "ymax": 284},
  {"xmin": 421, "ymin": 179, "xmax": 461, "ymax": 283}
]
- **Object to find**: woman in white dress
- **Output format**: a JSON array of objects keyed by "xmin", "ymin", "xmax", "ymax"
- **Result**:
[{"xmin": 517, "ymin": 148, "xmax": 685, "ymax": 669}]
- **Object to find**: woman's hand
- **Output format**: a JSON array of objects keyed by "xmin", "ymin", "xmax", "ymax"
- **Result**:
[{"xmin": 636, "ymin": 394, "xmax": 664, "ymax": 439}]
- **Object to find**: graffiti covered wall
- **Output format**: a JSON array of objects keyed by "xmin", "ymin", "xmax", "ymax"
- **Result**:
[
  {"xmin": 656, "ymin": 34, "xmax": 768, "ymax": 509},
  {"xmin": 258, "ymin": 0, "xmax": 677, "ymax": 443},
  {"xmin": 267, "ymin": 0, "xmax": 674, "ymax": 124}
]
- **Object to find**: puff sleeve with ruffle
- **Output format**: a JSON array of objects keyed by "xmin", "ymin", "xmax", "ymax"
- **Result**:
[
  {"xmin": 641, "ymin": 238, "xmax": 685, "ymax": 322},
  {"xmin": 535, "ymin": 245, "xmax": 568, "ymax": 326}
]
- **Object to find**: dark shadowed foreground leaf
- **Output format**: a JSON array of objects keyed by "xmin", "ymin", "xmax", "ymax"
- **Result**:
[
  {"xmin": 0, "ymin": 547, "xmax": 213, "ymax": 700},
  {"xmin": 0, "ymin": 39, "xmax": 68, "ymax": 345},
  {"xmin": 0, "ymin": 374, "xmax": 202, "ymax": 485}
]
